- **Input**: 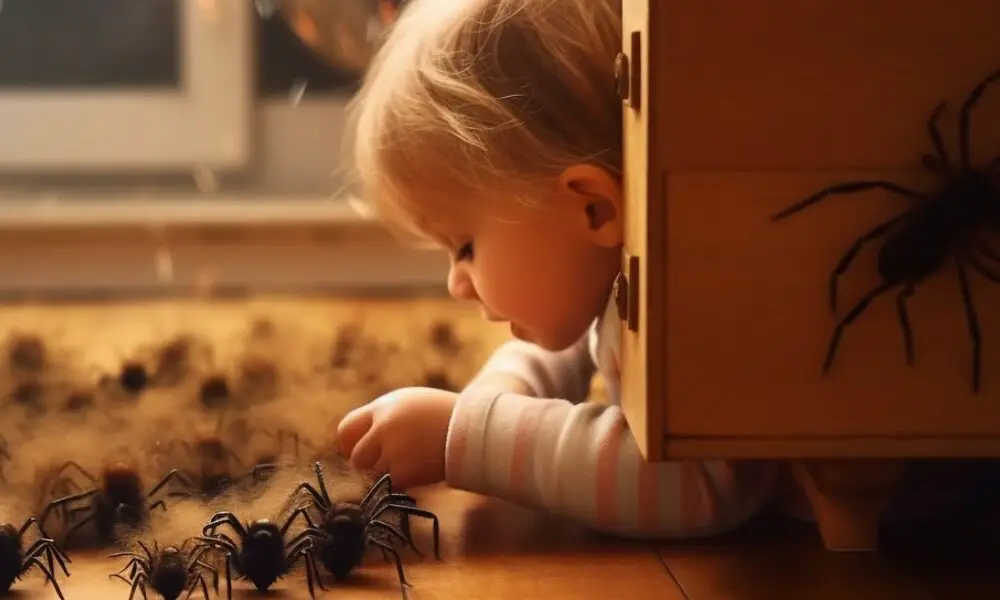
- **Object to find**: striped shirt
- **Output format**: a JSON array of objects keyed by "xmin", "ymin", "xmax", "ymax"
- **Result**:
[{"xmin": 444, "ymin": 294, "xmax": 779, "ymax": 538}]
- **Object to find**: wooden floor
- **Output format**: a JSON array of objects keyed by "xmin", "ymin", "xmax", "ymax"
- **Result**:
[
  {"xmin": 3, "ymin": 298, "xmax": 998, "ymax": 599},
  {"xmin": 15, "ymin": 484, "xmax": 1000, "ymax": 600}
]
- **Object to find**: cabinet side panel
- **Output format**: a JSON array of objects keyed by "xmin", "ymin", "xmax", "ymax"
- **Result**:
[{"xmin": 619, "ymin": 0, "xmax": 665, "ymax": 460}]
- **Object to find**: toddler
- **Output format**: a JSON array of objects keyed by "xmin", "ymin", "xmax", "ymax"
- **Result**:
[{"xmin": 335, "ymin": 0, "xmax": 778, "ymax": 538}]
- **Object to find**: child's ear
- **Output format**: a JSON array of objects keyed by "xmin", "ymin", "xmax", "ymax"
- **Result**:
[{"xmin": 557, "ymin": 164, "xmax": 624, "ymax": 248}]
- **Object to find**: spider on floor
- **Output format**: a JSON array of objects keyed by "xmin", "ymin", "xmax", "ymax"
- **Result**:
[{"xmin": 771, "ymin": 67, "xmax": 1000, "ymax": 392}]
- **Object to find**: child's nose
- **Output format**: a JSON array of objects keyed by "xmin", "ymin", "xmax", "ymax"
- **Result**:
[{"xmin": 447, "ymin": 265, "xmax": 477, "ymax": 301}]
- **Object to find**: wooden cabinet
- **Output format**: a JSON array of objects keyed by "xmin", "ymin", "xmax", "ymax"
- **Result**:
[{"xmin": 619, "ymin": 0, "xmax": 1000, "ymax": 550}]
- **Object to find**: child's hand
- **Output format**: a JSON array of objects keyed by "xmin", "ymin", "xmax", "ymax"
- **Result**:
[{"xmin": 336, "ymin": 387, "xmax": 458, "ymax": 490}]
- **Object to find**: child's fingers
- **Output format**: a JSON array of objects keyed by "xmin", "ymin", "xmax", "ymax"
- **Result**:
[
  {"xmin": 348, "ymin": 432, "xmax": 382, "ymax": 472},
  {"xmin": 337, "ymin": 406, "xmax": 374, "ymax": 457}
]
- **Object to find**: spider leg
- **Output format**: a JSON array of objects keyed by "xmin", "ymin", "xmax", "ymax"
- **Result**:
[
  {"xmin": 16, "ymin": 516, "xmax": 36, "ymax": 537},
  {"xmin": 312, "ymin": 461, "xmax": 333, "ymax": 505},
  {"xmin": 51, "ymin": 461, "xmax": 100, "ymax": 487},
  {"xmin": 193, "ymin": 561, "xmax": 219, "ymax": 594},
  {"xmin": 38, "ymin": 489, "xmax": 98, "ymax": 537},
  {"xmin": 279, "ymin": 506, "xmax": 316, "ymax": 537},
  {"xmin": 967, "ymin": 249, "xmax": 1000, "ymax": 282},
  {"xmin": 139, "ymin": 540, "xmax": 157, "ymax": 564},
  {"xmin": 822, "ymin": 281, "xmax": 897, "ymax": 375},
  {"xmin": 360, "ymin": 473, "xmax": 395, "ymax": 509},
  {"xmin": 303, "ymin": 549, "xmax": 319, "ymax": 598},
  {"xmin": 771, "ymin": 180, "xmax": 920, "ymax": 221},
  {"xmin": 369, "ymin": 519, "xmax": 421, "ymax": 556},
  {"xmin": 959, "ymin": 67, "xmax": 1000, "ymax": 168},
  {"xmin": 923, "ymin": 101, "xmax": 952, "ymax": 172},
  {"xmin": 41, "ymin": 541, "xmax": 72, "ymax": 575},
  {"xmin": 182, "ymin": 574, "xmax": 200, "ymax": 600},
  {"xmin": 147, "ymin": 468, "xmax": 195, "ymax": 498},
  {"xmin": 25, "ymin": 556, "xmax": 66, "ymax": 600},
  {"xmin": 21, "ymin": 541, "xmax": 56, "ymax": 578},
  {"xmin": 372, "ymin": 503, "xmax": 442, "ymax": 560},
  {"xmin": 955, "ymin": 258, "xmax": 982, "ymax": 393},
  {"xmin": 285, "ymin": 526, "xmax": 330, "ymax": 551},
  {"xmin": 24, "ymin": 538, "xmax": 71, "ymax": 577},
  {"xmin": 286, "ymin": 536, "xmax": 325, "ymax": 592},
  {"xmin": 894, "ymin": 283, "xmax": 918, "ymax": 365},
  {"xmin": 62, "ymin": 512, "xmax": 97, "ymax": 544},
  {"xmin": 284, "ymin": 482, "xmax": 331, "ymax": 513},
  {"xmin": 221, "ymin": 549, "xmax": 234, "ymax": 600},
  {"xmin": 109, "ymin": 556, "xmax": 143, "ymax": 580},
  {"xmin": 184, "ymin": 543, "xmax": 214, "ymax": 570},
  {"xmin": 202, "ymin": 512, "xmax": 247, "ymax": 538},
  {"xmin": 368, "ymin": 537, "xmax": 411, "ymax": 590},
  {"xmin": 194, "ymin": 535, "xmax": 240, "ymax": 557},
  {"xmin": 307, "ymin": 548, "xmax": 328, "ymax": 591}
]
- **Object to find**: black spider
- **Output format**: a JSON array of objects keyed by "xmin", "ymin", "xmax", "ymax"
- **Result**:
[
  {"xmin": 195, "ymin": 511, "xmax": 325, "ymax": 599},
  {"xmin": 109, "ymin": 540, "xmax": 218, "ymax": 600},
  {"xmin": 285, "ymin": 462, "xmax": 441, "ymax": 597},
  {"xmin": 38, "ymin": 461, "xmax": 192, "ymax": 547},
  {"xmin": 0, "ymin": 516, "xmax": 72, "ymax": 600},
  {"xmin": 771, "ymin": 67, "xmax": 1000, "ymax": 392}
]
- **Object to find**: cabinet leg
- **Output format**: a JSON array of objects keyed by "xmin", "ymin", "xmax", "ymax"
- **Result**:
[{"xmin": 790, "ymin": 459, "xmax": 906, "ymax": 552}]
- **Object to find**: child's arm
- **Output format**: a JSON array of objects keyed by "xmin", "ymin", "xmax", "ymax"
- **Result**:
[
  {"xmin": 461, "ymin": 335, "xmax": 595, "ymax": 404},
  {"xmin": 445, "ymin": 393, "xmax": 777, "ymax": 538}
]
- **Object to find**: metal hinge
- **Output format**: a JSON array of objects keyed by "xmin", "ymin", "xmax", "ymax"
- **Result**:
[
  {"xmin": 613, "ymin": 254, "xmax": 640, "ymax": 332},
  {"xmin": 614, "ymin": 31, "xmax": 642, "ymax": 111}
]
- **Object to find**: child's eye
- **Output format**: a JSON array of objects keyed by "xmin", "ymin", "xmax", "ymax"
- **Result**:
[{"xmin": 455, "ymin": 242, "xmax": 474, "ymax": 261}]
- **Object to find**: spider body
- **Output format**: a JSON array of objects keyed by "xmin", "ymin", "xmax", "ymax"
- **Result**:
[
  {"xmin": 109, "ymin": 541, "xmax": 217, "ymax": 600},
  {"xmin": 286, "ymin": 462, "xmax": 441, "ymax": 596},
  {"xmin": 39, "ymin": 461, "xmax": 192, "ymax": 546},
  {"xmin": 772, "ymin": 67, "xmax": 1000, "ymax": 392},
  {"xmin": 0, "ymin": 517, "xmax": 71, "ymax": 600},
  {"xmin": 196, "ymin": 512, "xmax": 325, "ymax": 598},
  {"xmin": 118, "ymin": 362, "xmax": 149, "ymax": 395}
]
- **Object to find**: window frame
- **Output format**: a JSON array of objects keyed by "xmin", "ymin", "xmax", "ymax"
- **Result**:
[{"xmin": 0, "ymin": 0, "xmax": 253, "ymax": 172}]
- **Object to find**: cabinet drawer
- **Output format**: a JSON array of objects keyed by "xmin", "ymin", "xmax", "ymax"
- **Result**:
[{"xmin": 620, "ymin": 0, "xmax": 1000, "ymax": 460}]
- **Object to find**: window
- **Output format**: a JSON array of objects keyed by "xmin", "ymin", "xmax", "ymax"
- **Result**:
[{"xmin": 0, "ymin": 0, "xmax": 449, "ymax": 296}]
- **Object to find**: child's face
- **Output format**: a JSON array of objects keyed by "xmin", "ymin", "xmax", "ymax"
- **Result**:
[{"xmin": 437, "ymin": 178, "xmax": 622, "ymax": 351}]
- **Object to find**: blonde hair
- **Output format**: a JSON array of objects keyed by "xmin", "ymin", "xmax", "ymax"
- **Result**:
[{"xmin": 347, "ymin": 0, "xmax": 623, "ymax": 238}]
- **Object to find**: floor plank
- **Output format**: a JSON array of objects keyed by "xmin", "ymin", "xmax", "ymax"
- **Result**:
[
  {"xmin": 16, "ymin": 486, "xmax": 680, "ymax": 600},
  {"xmin": 658, "ymin": 516, "xmax": 936, "ymax": 600}
]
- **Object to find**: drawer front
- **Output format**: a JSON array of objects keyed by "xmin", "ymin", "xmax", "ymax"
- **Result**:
[
  {"xmin": 619, "ymin": 0, "xmax": 665, "ymax": 460},
  {"xmin": 653, "ymin": 0, "xmax": 1000, "ymax": 170}
]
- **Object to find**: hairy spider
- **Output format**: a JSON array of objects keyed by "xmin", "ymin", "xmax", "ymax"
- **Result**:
[
  {"xmin": 286, "ymin": 462, "xmax": 440, "ymax": 596},
  {"xmin": 38, "ymin": 461, "xmax": 192, "ymax": 547},
  {"xmin": 195, "ymin": 511, "xmax": 325, "ymax": 599},
  {"xmin": 109, "ymin": 540, "xmax": 218, "ymax": 600},
  {"xmin": 771, "ymin": 67, "xmax": 1000, "ymax": 392},
  {"xmin": 0, "ymin": 516, "xmax": 71, "ymax": 600}
]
